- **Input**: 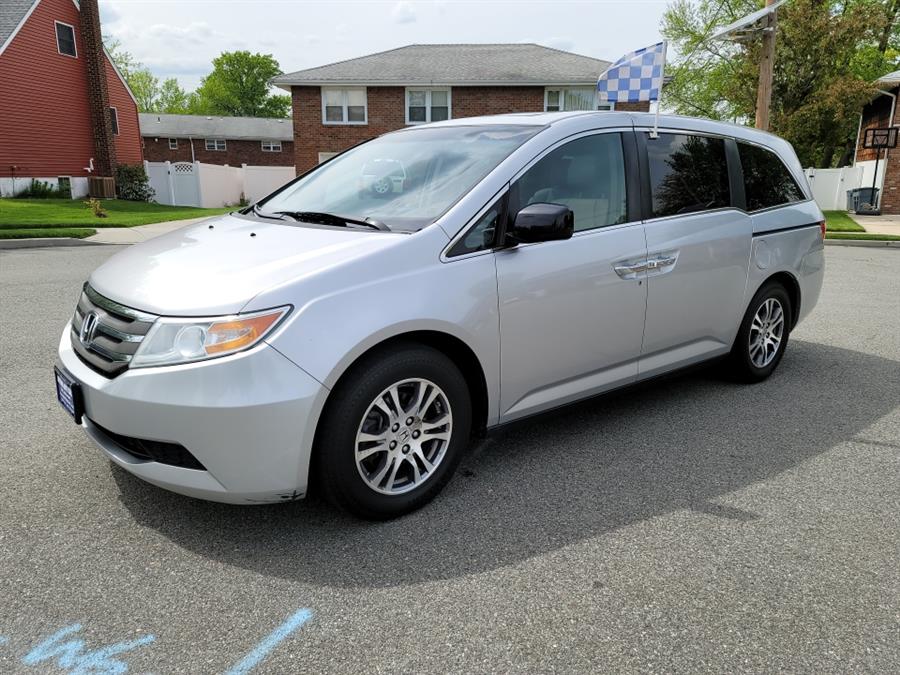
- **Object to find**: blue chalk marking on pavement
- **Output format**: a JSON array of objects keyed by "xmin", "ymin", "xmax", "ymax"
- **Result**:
[
  {"xmin": 225, "ymin": 609, "xmax": 313, "ymax": 675},
  {"xmin": 0, "ymin": 636, "xmax": 7, "ymax": 646},
  {"xmin": 22, "ymin": 623, "xmax": 155, "ymax": 673}
]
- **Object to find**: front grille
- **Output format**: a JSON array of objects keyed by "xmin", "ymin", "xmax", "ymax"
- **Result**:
[
  {"xmin": 70, "ymin": 284, "xmax": 156, "ymax": 377},
  {"xmin": 90, "ymin": 420, "xmax": 207, "ymax": 470}
]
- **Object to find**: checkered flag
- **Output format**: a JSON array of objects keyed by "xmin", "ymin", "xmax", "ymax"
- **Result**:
[{"xmin": 597, "ymin": 41, "xmax": 667, "ymax": 103}]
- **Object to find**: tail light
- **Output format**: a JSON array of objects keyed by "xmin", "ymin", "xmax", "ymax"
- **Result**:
[{"xmin": 819, "ymin": 220, "xmax": 827, "ymax": 239}]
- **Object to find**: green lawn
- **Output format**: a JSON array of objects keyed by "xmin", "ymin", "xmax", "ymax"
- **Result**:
[
  {"xmin": 825, "ymin": 232, "xmax": 900, "ymax": 241},
  {"xmin": 823, "ymin": 210, "xmax": 865, "ymax": 232},
  {"xmin": 0, "ymin": 227, "xmax": 96, "ymax": 239},
  {"xmin": 0, "ymin": 199, "xmax": 233, "ymax": 229}
]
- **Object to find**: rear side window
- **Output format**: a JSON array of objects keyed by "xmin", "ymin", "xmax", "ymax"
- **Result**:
[
  {"xmin": 738, "ymin": 142, "xmax": 805, "ymax": 211},
  {"xmin": 647, "ymin": 133, "xmax": 730, "ymax": 218},
  {"xmin": 514, "ymin": 133, "xmax": 628, "ymax": 232}
]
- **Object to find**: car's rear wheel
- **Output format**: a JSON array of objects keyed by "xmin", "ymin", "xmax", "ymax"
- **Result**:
[
  {"xmin": 315, "ymin": 344, "xmax": 471, "ymax": 519},
  {"xmin": 729, "ymin": 281, "xmax": 792, "ymax": 382}
]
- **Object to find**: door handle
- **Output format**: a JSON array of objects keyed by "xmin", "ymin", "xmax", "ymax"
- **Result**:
[
  {"xmin": 647, "ymin": 255, "xmax": 678, "ymax": 270},
  {"xmin": 646, "ymin": 253, "xmax": 678, "ymax": 270},
  {"xmin": 614, "ymin": 260, "xmax": 648, "ymax": 278}
]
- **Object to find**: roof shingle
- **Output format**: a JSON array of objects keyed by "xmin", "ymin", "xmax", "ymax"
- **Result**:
[
  {"xmin": 0, "ymin": 0, "xmax": 37, "ymax": 53},
  {"xmin": 272, "ymin": 44, "xmax": 611, "ymax": 88},
  {"xmin": 138, "ymin": 113, "xmax": 293, "ymax": 141}
]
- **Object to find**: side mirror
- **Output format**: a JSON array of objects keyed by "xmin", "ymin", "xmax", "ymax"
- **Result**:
[{"xmin": 507, "ymin": 203, "xmax": 574, "ymax": 244}]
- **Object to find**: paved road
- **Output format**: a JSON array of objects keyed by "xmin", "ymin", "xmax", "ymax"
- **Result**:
[{"xmin": 1, "ymin": 245, "xmax": 898, "ymax": 674}]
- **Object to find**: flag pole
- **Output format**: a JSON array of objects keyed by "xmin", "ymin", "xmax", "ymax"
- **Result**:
[{"xmin": 650, "ymin": 40, "xmax": 667, "ymax": 140}]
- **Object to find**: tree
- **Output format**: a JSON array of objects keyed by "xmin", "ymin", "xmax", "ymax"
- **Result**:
[
  {"xmin": 126, "ymin": 69, "xmax": 161, "ymax": 112},
  {"xmin": 157, "ymin": 78, "xmax": 194, "ymax": 114},
  {"xmin": 660, "ymin": 0, "xmax": 900, "ymax": 167},
  {"xmin": 191, "ymin": 51, "xmax": 291, "ymax": 118}
]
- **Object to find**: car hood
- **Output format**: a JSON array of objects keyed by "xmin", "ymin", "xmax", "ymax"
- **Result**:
[{"xmin": 88, "ymin": 214, "xmax": 403, "ymax": 316}]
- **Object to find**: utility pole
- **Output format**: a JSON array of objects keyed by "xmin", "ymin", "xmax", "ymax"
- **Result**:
[{"xmin": 755, "ymin": 0, "xmax": 777, "ymax": 131}]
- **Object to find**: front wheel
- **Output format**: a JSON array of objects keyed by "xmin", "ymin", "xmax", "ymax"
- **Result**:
[
  {"xmin": 728, "ymin": 282, "xmax": 792, "ymax": 383},
  {"xmin": 315, "ymin": 344, "xmax": 471, "ymax": 519}
]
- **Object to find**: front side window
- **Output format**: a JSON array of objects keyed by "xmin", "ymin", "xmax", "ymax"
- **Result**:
[
  {"xmin": 261, "ymin": 140, "xmax": 282, "ymax": 152},
  {"xmin": 322, "ymin": 88, "xmax": 367, "ymax": 124},
  {"xmin": 109, "ymin": 107, "xmax": 119, "ymax": 136},
  {"xmin": 647, "ymin": 133, "xmax": 730, "ymax": 218},
  {"xmin": 55, "ymin": 22, "xmax": 76, "ymax": 57},
  {"xmin": 544, "ymin": 88, "xmax": 605, "ymax": 112},
  {"xmin": 205, "ymin": 139, "xmax": 226, "ymax": 151},
  {"xmin": 738, "ymin": 141, "xmax": 805, "ymax": 211},
  {"xmin": 259, "ymin": 125, "xmax": 541, "ymax": 232},
  {"xmin": 406, "ymin": 88, "xmax": 451, "ymax": 124},
  {"xmin": 449, "ymin": 196, "xmax": 504, "ymax": 257},
  {"xmin": 514, "ymin": 133, "xmax": 628, "ymax": 232}
]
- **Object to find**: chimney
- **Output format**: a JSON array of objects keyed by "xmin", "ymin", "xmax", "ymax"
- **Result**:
[{"xmin": 79, "ymin": 0, "xmax": 116, "ymax": 178}]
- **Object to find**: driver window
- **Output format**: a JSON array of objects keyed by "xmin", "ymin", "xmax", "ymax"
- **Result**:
[{"xmin": 514, "ymin": 133, "xmax": 627, "ymax": 232}]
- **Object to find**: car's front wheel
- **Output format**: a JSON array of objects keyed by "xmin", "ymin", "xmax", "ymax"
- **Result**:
[
  {"xmin": 315, "ymin": 344, "xmax": 471, "ymax": 519},
  {"xmin": 729, "ymin": 281, "xmax": 792, "ymax": 382}
]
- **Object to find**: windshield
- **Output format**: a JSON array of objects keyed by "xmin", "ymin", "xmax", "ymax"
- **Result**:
[{"xmin": 258, "ymin": 125, "xmax": 542, "ymax": 231}]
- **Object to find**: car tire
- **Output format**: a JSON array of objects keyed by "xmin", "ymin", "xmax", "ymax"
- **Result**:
[
  {"xmin": 314, "ymin": 343, "xmax": 472, "ymax": 520},
  {"xmin": 728, "ymin": 281, "xmax": 792, "ymax": 383}
]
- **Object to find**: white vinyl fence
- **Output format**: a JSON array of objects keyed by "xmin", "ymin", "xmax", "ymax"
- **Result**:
[
  {"xmin": 804, "ymin": 166, "xmax": 864, "ymax": 211},
  {"xmin": 145, "ymin": 161, "xmax": 295, "ymax": 208}
]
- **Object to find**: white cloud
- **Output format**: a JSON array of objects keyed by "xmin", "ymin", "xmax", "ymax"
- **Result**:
[
  {"xmin": 392, "ymin": 1, "xmax": 416, "ymax": 24},
  {"xmin": 98, "ymin": 1, "xmax": 121, "ymax": 26}
]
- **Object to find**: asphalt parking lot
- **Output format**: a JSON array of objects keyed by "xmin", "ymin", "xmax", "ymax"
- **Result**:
[{"xmin": 1, "ymin": 244, "xmax": 898, "ymax": 673}]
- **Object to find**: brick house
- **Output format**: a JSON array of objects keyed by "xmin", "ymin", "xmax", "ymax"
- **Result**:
[
  {"xmin": 140, "ymin": 114, "xmax": 294, "ymax": 168},
  {"xmin": 854, "ymin": 70, "xmax": 900, "ymax": 213},
  {"xmin": 272, "ymin": 44, "xmax": 650, "ymax": 174},
  {"xmin": 0, "ymin": 0, "xmax": 142, "ymax": 198}
]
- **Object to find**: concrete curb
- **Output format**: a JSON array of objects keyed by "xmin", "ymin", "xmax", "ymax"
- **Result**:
[
  {"xmin": 825, "ymin": 239, "xmax": 900, "ymax": 249},
  {"xmin": 0, "ymin": 238, "xmax": 108, "ymax": 250}
]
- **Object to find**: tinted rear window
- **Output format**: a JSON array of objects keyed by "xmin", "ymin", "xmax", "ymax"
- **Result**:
[
  {"xmin": 647, "ymin": 133, "xmax": 730, "ymax": 218},
  {"xmin": 738, "ymin": 141, "xmax": 805, "ymax": 211}
]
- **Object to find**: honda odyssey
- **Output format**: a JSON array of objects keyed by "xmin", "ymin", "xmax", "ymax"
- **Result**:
[{"xmin": 56, "ymin": 111, "xmax": 825, "ymax": 519}]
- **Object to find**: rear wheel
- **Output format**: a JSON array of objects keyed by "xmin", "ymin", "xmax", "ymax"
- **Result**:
[
  {"xmin": 728, "ymin": 282, "xmax": 792, "ymax": 383},
  {"xmin": 315, "ymin": 344, "xmax": 471, "ymax": 519}
]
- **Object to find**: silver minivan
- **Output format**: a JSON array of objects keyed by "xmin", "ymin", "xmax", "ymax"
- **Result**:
[{"xmin": 56, "ymin": 112, "xmax": 825, "ymax": 519}]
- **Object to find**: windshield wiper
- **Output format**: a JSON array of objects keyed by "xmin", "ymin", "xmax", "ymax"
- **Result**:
[
  {"xmin": 273, "ymin": 211, "xmax": 390, "ymax": 231},
  {"xmin": 249, "ymin": 203, "xmax": 288, "ymax": 220}
]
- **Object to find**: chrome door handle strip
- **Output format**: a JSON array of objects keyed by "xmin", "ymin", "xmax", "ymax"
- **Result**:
[
  {"xmin": 647, "ymin": 255, "xmax": 677, "ymax": 269},
  {"xmin": 614, "ymin": 261, "xmax": 649, "ymax": 278}
]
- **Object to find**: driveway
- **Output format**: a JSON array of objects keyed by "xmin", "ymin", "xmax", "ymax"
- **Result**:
[{"xmin": 0, "ymin": 245, "xmax": 898, "ymax": 673}]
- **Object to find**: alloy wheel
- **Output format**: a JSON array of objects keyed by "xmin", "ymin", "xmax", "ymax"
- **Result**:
[
  {"xmin": 748, "ymin": 297, "xmax": 785, "ymax": 368},
  {"xmin": 354, "ymin": 378, "xmax": 453, "ymax": 495}
]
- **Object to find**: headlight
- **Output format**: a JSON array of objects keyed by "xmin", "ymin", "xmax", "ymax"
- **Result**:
[{"xmin": 131, "ymin": 306, "xmax": 291, "ymax": 368}]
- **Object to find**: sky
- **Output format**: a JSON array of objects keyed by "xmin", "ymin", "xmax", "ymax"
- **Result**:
[{"xmin": 98, "ymin": 0, "xmax": 669, "ymax": 91}]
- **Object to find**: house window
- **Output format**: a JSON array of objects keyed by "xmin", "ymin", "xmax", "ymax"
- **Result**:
[
  {"xmin": 318, "ymin": 152, "xmax": 339, "ymax": 164},
  {"xmin": 55, "ymin": 22, "xmax": 77, "ymax": 57},
  {"xmin": 168, "ymin": 138, "xmax": 178, "ymax": 150},
  {"xmin": 109, "ymin": 107, "xmax": 119, "ymax": 136},
  {"xmin": 406, "ymin": 88, "xmax": 451, "ymax": 124},
  {"xmin": 544, "ymin": 88, "xmax": 612, "ymax": 112},
  {"xmin": 205, "ymin": 139, "xmax": 226, "ymax": 151},
  {"xmin": 261, "ymin": 140, "xmax": 282, "ymax": 152},
  {"xmin": 322, "ymin": 88, "xmax": 367, "ymax": 125}
]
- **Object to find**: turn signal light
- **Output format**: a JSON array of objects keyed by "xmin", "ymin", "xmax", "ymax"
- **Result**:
[{"xmin": 206, "ymin": 313, "xmax": 285, "ymax": 354}]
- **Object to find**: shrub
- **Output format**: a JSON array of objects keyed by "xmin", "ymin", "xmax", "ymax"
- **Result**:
[
  {"xmin": 14, "ymin": 179, "xmax": 61, "ymax": 199},
  {"xmin": 83, "ymin": 198, "xmax": 108, "ymax": 218},
  {"xmin": 115, "ymin": 164, "xmax": 155, "ymax": 202}
]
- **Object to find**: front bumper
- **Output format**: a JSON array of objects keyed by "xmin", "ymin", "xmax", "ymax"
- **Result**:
[{"xmin": 58, "ymin": 323, "xmax": 328, "ymax": 504}]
